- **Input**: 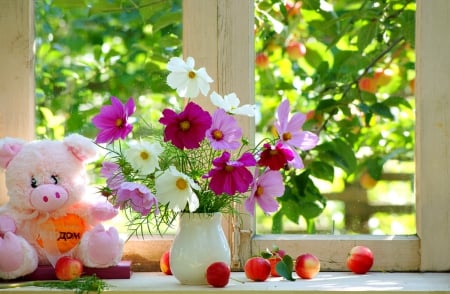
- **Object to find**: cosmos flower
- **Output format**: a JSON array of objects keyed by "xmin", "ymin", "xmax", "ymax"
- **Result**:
[
  {"xmin": 257, "ymin": 142, "xmax": 295, "ymax": 170},
  {"xmin": 166, "ymin": 56, "xmax": 214, "ymax": 98},
  {"xmin": 274, "ymin": 99, "xmax": 319, "ymax": 168},
  {"xmin": 124, "ymin": 140, "xmax": 163, "ymax": 175},
  {"xmin": 210, "ymin": 92, "xmax": 256, "ymax": 117},
  {"xmin": 245, "ymin": 170, "xmax": 285, "ymax": 216},
  {"xmin": 206, "ymin": 108, "xmax": 243, "ymax": 150},
  {"xmin": 92, "ymin": 96, "xmax": 135, "ymax": 144},
  {"xmin": 159, "ymin": 101, "xmax": 212, "ymax": 150},
  {"xmin": 155, "ymin": 166, "xmax": 200, "ymax": 212},
  {"xmin": 204, "ymin": 151, "xmax": 256, "ymax": 195},
  {"xmin": 116, "ymin": 182, "xmax": 159, "ymax": 216},
  {"xmin": 100, "ymin": 161, "xmax": 124, "ymax": 191}
]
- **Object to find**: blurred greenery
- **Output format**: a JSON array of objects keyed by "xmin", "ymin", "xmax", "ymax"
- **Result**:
[{"xmin": 35, "ymin": 0, "xmax": 416, "ymax": 235}]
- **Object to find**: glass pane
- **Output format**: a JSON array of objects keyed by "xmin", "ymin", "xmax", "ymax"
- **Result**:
[
  {"xmin": 35, "ymin": 0, "xmax": 182, "ymax": 236},
  {"xmin": 254, "ymin": 0, "xmax": 416, "ymax": 235}
]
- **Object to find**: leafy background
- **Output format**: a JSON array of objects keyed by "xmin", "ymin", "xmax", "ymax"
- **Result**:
[{"xmin": 35, "ymin": 0, "xmax": 416, "ymax": 235}]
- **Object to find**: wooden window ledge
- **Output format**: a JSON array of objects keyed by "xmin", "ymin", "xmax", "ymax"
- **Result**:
[{"xmin": 4, "ymin": 272, "xmax": 450, "ymax": 293}]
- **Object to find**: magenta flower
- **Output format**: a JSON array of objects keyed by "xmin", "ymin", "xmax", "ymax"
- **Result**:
[
  {"xmin": 257, "ymin": 143, "xmax": 295, "ymax": 170},
  {"xmin": 159, "ymin": 102, "xmax": 212, "ymax": 149},
  {"xmin": 274, "ymin": 99, "xmax": 319, "ymax": 168},
  {"xmin": 204, "ymin": 151, "xmax": 256, "ymax": 195},
  {"xmin": 116, "ymin": 182, "xmax": 159, "ymax": 216},
  {"xmin": 245, "ymin": 170, "xmax": 285, "ymax": 216},
  {"xmin": 206, "ymin": 109, "xmax": 243, "ymax": 150},
  {"xmin": 100, "ymin": 161, "xmax": 124, "ymax": 191},
  {"xmin": 92, "ymin": 96, "xmax": 136, "ymax": 144}
]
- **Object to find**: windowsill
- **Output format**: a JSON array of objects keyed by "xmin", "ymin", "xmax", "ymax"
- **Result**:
[{"xmin": 4, "ymin": 272, "xmax": 450, "ymax": 293}]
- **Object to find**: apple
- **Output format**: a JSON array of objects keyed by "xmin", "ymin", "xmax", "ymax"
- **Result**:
[
  {"xmin": 268, "ymin": 256, "xmax": 282, "ymax": 277},
  {"xmin": 358, "ymin": 76, "xmax": 377, "ymax": 93},
  {"xmin": 244, "ymin": 256, "xmax": 271, "ymax": 282},
  {"xmin": 295, "ymin": 253, "xmax": 320, "ymax": 279},
  {"xmin": 159, "ymin": 250, "xmax": 172, "ymax": 275},
  {"xmin": 54, "ymin": 256, "xmax": 83, "ymax": 281},
  {"xmin": 359, "ymin": 171, "xmax": 377, "ymax": 190},
  {"xmin": 347, "ymin": 245, "xmax": 374, "ymax": 274},
  {"xmin": 205, "ymin": 261, "xmax": 230, "ymax": 287},
  {"xmin": 255, "ymin": 52, "xmax": 269, "ymax": 69},
  {"xmin": 285, "ymin": 1, "xmax": 302, "ymax": 18},
  {"xmin": 286, "ymin": 40, "xmax": 306, "ymax": 60}
]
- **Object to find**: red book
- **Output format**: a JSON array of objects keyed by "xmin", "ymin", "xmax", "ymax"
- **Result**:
[{"xmin": 19, "ymin": 260, "xmax": 132, "ymax": 280}]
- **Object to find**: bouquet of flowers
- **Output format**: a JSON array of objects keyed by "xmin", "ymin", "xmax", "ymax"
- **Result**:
[{"xmin": 92, "ymin": 56, "xmax": 319, "ymax": 235}]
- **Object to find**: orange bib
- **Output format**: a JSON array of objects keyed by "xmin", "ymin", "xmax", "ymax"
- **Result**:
[{"xmin": 36, "ymin": 214, "xmax": 87, "ymax": 254}]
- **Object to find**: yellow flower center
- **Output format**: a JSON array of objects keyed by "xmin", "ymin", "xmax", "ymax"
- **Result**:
[
  {"xmin": 176, "ymin": 178, "xmax": 188, "ymax": 190},
  {"xmin": 255, "ymin": 185, "xmax": 264, "ymax": 197},
  {"xmin": 269, "ymin": 149, "xmax": 279, "ymax": 156},
  {"xmin": 225, "ymin": 165, "xmax": 234, "ymax": 172},
  {"xmin": 179, "ymin": 120, "xmax": 191, "ymax": 131},
  {"xmin": 115, "ymin": 118, "xmax": 124, "ymax": 127},
  {"xmin": 282, "ymin": 132, "xmax": 292, "ymax": 141},
  {"xmin": 212, "ymin": 129, "xmax": 224, "ymax": 140},
  {"xmin": 188, "ymin": 71, "xmax": 196, "ymax": 79},
  {"xmin": 140, "ymin": 151, "xmax": 149, "ymax": 160}
]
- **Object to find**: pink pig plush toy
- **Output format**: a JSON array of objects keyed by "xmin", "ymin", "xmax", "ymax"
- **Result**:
[{"xmin": 0, "ymin": 134, "xmax": 123, "ymax": 280}]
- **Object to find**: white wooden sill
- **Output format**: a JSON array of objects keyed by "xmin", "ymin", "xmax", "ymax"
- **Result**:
[{"xmin": 4, "ymin": 272, "xmax": 450, "ymax": 293}]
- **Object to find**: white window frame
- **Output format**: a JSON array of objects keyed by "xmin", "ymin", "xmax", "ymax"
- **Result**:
[{"xmin": 0, "ymin": 0, "xmax": 448, "ymax": 272}]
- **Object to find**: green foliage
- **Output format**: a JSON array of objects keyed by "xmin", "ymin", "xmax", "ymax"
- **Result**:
[
  {"xmin": 35, "ymin": 0, "xmax": 182, "ymax": 139},
  {"xmin": 255, "ymin": 0, "xmax": 415, "ymax": 233}
]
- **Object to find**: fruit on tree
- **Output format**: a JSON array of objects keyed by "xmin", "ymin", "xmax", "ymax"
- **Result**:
[
  {"xmin": 159, "ymin": 250, "xmax": 172, "ymax": 275},
  {"xmin": 244, "ymin": 256, "xmax": 271, "ymax": 281},
  {"xmin": 295, "ymin": 253, "xmax": 320, "ymax": 279},
  {"xmin": 206, "ymin": 261, "xmax": 230, "ymax": 287},
  {"xmin": 360, "ymin": 171, "xmax": 377, "ymax": 190},
  {"xmin": 54, "ymin": 256, "xmax": 83, "ymax": 281},
  {"xmin": 286, "ymin": 40, "xmax": 306, "ymax": 60},
  {"xmin": 358, "ymin": 77, "xmax": 378, "ymax": 93},
  {"xmin": 346, "ymin": 245, "xmax": 374, "ymax": 274},
  {"xmin": 255, "ymin": 52, "xmax": 269, "ymax": 69}
]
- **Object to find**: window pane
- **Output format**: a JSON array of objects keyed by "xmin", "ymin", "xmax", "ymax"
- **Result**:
[{"xmin": 254, "ymin": 0, "xmax": 416, "ymax": 235}]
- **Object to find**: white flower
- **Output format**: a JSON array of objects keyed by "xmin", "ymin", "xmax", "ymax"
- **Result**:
[
  {"xmin": 210, "ymin": 91, "xmax": 256, "ymax": 117},
  {"xmin": 155, "ymin": 166, "xmax": 200, "ymax": 212},
  {"xmin": 167, "ymin": 56, "xmax": 213, "ymax": 98},
  {"xmin": 124, "ymin": 140, "xmax": 163, "ymax": 175}
]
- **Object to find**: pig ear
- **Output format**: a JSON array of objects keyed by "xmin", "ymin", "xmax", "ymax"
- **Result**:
[
  {"xmin": 63, "ymin": 134, "xmax": 97, "ymax": 163},
  {"xmin": 0, "ymin": 137, "xmax": 26, "ymax": 169}
]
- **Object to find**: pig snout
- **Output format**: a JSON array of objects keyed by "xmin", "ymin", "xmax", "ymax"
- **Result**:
[{"xmin": 30, "ymin": 184, "xmax": 68, "ymax": 212}]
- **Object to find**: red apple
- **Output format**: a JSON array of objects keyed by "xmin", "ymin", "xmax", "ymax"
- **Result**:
[
  {"xmin": 206, "ymin": 261, "xmax": 230, "ymax": 287},
  {"xmin": 244, "ymin": 256, "xmax": 271, "ymax": 282},
  {"xmin": 373, "ymin": 68, "xmax": 393, "ymax": 87},
  {"xmin": 285, "ymin": 1, "xmax": 302, "ymax": 18},
  {"xmin": 360, "ymin": 171, "xmax": 377, "ymax": 190},
  {"xmin": 286, "ymin": 40, "xmax": 306, "ymax": 60},
  {"xmin": 268, "ymin": 256, "xmax": 282, "ymax": 277},
  {"xmin": 358, "ymin": 76, "xmax": 377, "ymax": 93},
  {"xmin": 255, "ymin": 52, "xmax": 269, "ymax": 69},
  {"xmin": 347, "ymin": 245, "xmax": 374, "ymax": 274},
  {"xmin": 295, "ymin": 253, "xmax": 320, "ymax": 279},
  {"xmin": 159, "ymin": 250, "xmax": 172, "ymax": 275},
  {"xmin": 54, "ymin": 256, "xmax": 83, "ymax": 281}
]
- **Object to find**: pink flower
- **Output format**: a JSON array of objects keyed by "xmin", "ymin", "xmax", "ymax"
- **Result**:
[
  {"xmin": 206, "ymin": 109, "xmax": 243, "ymax": 150},
  {"xmin": 274, "ymin": 99, "xmax": 319, "ymax": 168},
  {"xmin": 100, "ymin": 161, "xmax": 124, "ymax": 191},
  {"xmin": 257, "ymin": 143, "xmax": 294, "ymax": 170},
  {"xmin": 204, "ymin": 151, "xmax": 256, "ymax": 195},
  {"xmin": 92, "ymin": 96, "xmax": 136, "ymax": 144},
  {"xmin": 116, "ymin": 182, "xmax": 159, "ymax": 216},
  {"xmin": 159, "ymin": 102, "xmax": 212, "ymax": 149},
  {"xmin": 245, "ymin": 170, "xmax": 285, "ymax": 216}
]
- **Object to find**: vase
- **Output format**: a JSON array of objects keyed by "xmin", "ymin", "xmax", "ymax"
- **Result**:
[{"xmin": 170, "ymin": 212, "xmax": 231, "ymax": 285}]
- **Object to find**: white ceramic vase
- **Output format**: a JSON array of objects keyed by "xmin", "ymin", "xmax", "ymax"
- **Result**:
[{"xmin": 170, "ymin": 212, "xmax": 231, "ymax": 285}]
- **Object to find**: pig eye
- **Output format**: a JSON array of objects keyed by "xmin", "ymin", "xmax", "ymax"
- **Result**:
[
  {"xmin": 31, "ymin": 177, "xmax": 38, "ymax": 188},
  {"xmin": 51, "ymin": 175, "xmax": 59, "ymax": 184}
]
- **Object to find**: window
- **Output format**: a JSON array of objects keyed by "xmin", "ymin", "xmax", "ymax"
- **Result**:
[{"xmin": 0, "ymin": 0, "xmax": 448, "ymax": 272}]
